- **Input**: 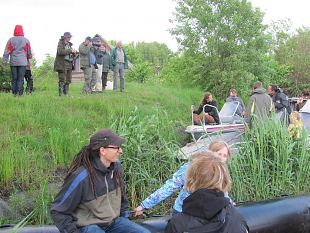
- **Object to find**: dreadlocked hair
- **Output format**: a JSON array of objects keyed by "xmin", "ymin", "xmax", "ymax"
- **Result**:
[{"xmin": 64, "ymin": 145, "xmax": 98, "ymax": 198}]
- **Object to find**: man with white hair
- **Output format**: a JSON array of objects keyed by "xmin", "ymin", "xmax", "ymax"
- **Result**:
[{"xmin": 111, "ymin": 41, "xmax": 128, "ymax": 92}]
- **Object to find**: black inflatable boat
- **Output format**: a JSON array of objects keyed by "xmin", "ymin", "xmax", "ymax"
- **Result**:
[{"xmin": 1, "ymin": 195, "xmax": 310, "ymax": 233}]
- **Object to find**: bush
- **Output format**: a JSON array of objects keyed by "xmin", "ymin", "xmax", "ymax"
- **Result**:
[{"xmin": 126, "ymin": 61, "xmax": 153, "ymax": 83}]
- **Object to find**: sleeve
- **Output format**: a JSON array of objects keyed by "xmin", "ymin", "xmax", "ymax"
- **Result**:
[
  {"xmin": 2, "ymin": 39, "xmax": 13, "ymax": 64},
  {"xmin": 57, "ymin": 42, "xmax": 72, "ymax": 56},
  {"xmin": 124, "ymin": 49, "xmax": 128, "ymax": 69},
  {"xmin": 245, "ymin": 96, "xmax": 255, "ymax": 124},
  {"xmin": 50, "ymin": 170, "xmax": 87, "ymax": 233},
  {"xmin": 79, "ymin": 44, "xmax": 90, "ymax": 55},
  {"xmin": 193, "ymin": 105, "xmax": 203, "ymax": 115},
  {"xmin": 110, "ymin": 49, "xmax": 115, "ymax": 66},
  {"xmin": 117, "ymin": 163, "xmax": 129, "ymax": 217},
  {"xmin": 25, "ymin": 39, "xmax": 32, "ymax": 59},
  {"xmin": 239, "ymin": 98, "xmax": 246, "ymax": 112},
  {"xmin": 140, "ymin": 163, "xmax": 188, "ymax": 210}
]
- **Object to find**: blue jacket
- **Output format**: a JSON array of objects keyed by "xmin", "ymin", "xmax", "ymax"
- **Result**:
[{"xmin": 141, "ymin": 163, "xmax": 231, "ymax": 213}]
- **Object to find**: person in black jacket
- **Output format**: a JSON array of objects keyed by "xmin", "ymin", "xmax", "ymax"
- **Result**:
[
  {"xmin": 193, "ymin": 92, "xmax": 220, "ymax": 125},
  {"xmin": 50, "ymin": 129, "xmax": 150, "ymax": 233},
  {"xmin": 268, "ymin": 85, "xmax": 291, "ymax": 115},
  {"xmin": 165, "ymin": 153, "xmax": 248, "ymax": 233}
]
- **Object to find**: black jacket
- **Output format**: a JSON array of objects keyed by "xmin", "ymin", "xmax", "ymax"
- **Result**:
[
  {"xmin": 271, "ymin": 90, "xmax": 291, "ymax": 115},
  {"xmin": 165, "ymin": 189, "xmax": 248, "ymax": 233},
  {"xmin": 50, "ymin": 156, "xmax": 128, "ymax": 233},
  {"xmin": 194, "ymin": 100, "xmax": 220, "ymax": 124}
]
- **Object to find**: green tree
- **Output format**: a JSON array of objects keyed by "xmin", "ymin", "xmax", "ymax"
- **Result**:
[
  {"xmin": 169, "ymin": 0, "xmax": 273, "ymax": 99},
  {"xmin": 274, "ymin": 28, "xmax": 310, "ymax": 95}
]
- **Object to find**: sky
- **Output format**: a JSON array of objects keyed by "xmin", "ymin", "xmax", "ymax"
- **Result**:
[{"xmin": 1, "ymin": 0, "xmax": 310, "ymax": 65}]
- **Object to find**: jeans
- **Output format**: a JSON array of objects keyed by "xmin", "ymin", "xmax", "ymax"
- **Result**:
[
  {"xmin": 113, "ymin": 63, "xmax": 124, "ymax": 91},
  {"xmin": 80, "ymin": 217, "xmax": 151, "ymax": 233},
  {"xmin": 11, "ymin": 66, "xmax": 26, "ymax": 95}
]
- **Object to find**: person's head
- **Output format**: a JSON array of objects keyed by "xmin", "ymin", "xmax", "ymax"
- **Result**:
[
  {"xmin": 14, "ymin": 25, "xmax": 24, "ymax": 36},
  {"xmin": 253, "ymin": 81, "xmax": 263, "ymax": 90},
  {"xmin": 268, "ymin": 84, "xmax": 278, "ymax": 96},
  {"xmin": 208, "ymin": 141, "xmax": 231, "ymax": 162},
  {"xmin": 63, "ymin": 32, "xmax": 72, "ymax": 44},
  {"xmin": 289, "ymin": 111, "xmax": 301, "ymax": 124},
  {"xmin": 117, "ymin": 41, "xmax": 123, "ymax": 49},
  {"xmin": 66, "ymin": 129, "xmax": 125, "ymax": 196},
  {"xmin": 185, "ymin": 153, "xmax": 232, "ymax": 194},
  {"xmin": 85, "ymin": 36, "xmax": 92, "ymax": 45},
  {"xmin": 230, "ymin": 88, "xmax": 237, "ymax": 97},
  {"xmin": 201, "ymin": 91, "xmax": 213, "ymax": 104},
  {"xmin": 101, "ymin": 44, "xmax": 106, "ymax": 52}
]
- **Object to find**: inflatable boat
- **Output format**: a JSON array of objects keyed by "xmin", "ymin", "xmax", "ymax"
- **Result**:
[{"xmin": 1, "ymin": 195, "xmax": 310, "ymax": 233}]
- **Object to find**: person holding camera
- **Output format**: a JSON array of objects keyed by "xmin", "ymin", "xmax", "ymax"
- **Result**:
[
  {"xmin": 79, "ymin": 36, "xmax": 97, "ymax": 94},
  {"xmin": 54, "ymin": 32, "xmax": 77, "ymax": 96}
]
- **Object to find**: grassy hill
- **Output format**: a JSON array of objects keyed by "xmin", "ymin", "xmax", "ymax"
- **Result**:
[{"xmin": 0, "ymin": 77, "xmax": 201, "ymax": 223}]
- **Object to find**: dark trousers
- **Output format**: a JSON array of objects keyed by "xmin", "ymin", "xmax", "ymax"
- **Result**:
[
  {"xmin": 11, "ymin": 66, "xmax": 26, "ymax": 95},
  {"xmin": 102, "ymin": 72, "xmax": 108, "ymax": 90},
  {"xmin": 24, "ymin": 69, "xmax": 33, "ymax": 93}
]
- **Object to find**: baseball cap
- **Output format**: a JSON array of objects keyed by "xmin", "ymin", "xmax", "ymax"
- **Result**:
[
  {"xmin": 85, "ymin": 36, "xmax": 92, "ymax": 41},
  {"xmin": 90, "ymin": 129, "xmax": 125, "ymax": 150}
]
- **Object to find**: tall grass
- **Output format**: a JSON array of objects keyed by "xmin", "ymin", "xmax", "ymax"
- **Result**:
[
  {"xmin": 230, "ymin": 117, "xmax": 310, "ymax": 202},
  {"xmin": 0, "ymin": 78, "xmax": 195, "ymax": 223}
]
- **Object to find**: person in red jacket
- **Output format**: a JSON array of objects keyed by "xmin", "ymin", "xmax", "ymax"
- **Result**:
[{"xmin": 2, "ymin": 25, "xmax": 32, "ymax": 96}]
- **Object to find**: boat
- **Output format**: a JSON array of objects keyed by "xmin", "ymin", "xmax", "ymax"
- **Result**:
[
  {"xmin": 179, "ymin": 101, "xmax": 245, "ymax": 159},
  {"xmin": 1, "ymin": 195, "xmax": 310, "ymax": 233},
  {"xmin": 179, "ymin": 98, "xmax": 310, "ymax": 160}
]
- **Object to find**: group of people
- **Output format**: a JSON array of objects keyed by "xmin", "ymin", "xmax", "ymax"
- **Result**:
[
  {"xmin": 50, "ymin": 129, "xmax": 248, "ymax": 233},
  {"xmin": 1, "ymin": 25, "xmax": 33, "ymax": 96},
  {"xmin": 54, "ymin": 32, "xmax": 128, "ymax": 96},
  {"xmin": 192, "ymin": 81, "xmax": 305, "ymax": 128}
]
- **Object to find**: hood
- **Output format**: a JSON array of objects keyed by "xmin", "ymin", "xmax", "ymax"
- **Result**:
[
  {"xmin": 92, "ymin": 153, "xmax": 115, "ymax": 174},
  {"xmin": 182, "ymin": 189, "xmax": 230, "ymax": 219},
  {"xmin": 14, "ymin": 25, "xmax": 24, "ymax": 36},
  {"xmin": 252, "ymin": 87, "xmax": 266, "ymax": 95}
]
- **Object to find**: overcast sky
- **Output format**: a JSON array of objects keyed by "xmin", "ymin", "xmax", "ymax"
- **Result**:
[{"xmin": 1, "ymin": 0, "xmax": 310, "ymax": 64}]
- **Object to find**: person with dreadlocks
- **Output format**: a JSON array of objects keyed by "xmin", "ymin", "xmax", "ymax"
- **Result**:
[{"xmin": 50, "ymin": 129, "xmax": 150, "ymax": 233}]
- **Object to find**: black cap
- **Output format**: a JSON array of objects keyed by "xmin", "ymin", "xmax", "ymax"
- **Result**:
[{"xmin": 89, "ymin": 129, "xmax": 125, "ymax": 150}]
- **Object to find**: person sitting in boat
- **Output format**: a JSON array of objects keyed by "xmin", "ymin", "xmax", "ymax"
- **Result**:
[
  {"xmin": 134, "ymin": 141, "xmax": 231, "ymax": 216},
  {"xmin": 288, "ymin": 111, "xmax": 304, "ymax": 139},
  {"xmin": 296, "ymin": 90, "xmax": 309, "ymax": 111},
  {"xmin": 192, "ymin": 91, "xmax": 220, "ymax": 125},
  {"xmin": 164, "ymin": 154, "xmax": 248, "ymax": 233},
  {"xmin": 226, "ymin": 88, "xmax": 246, "ymax": 116}
]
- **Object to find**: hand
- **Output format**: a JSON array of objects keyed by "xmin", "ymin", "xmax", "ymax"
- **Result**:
[
  {"xmin": 134, "ymin": 206, "xmax": 144, "ymax": 216},
  {"xmin": 71, "ymin": 49, "xmax": 77, "ymax": 54},
  {"xmin": 297, "ymin": 97, "xmax": 303, "ymax": 104}
]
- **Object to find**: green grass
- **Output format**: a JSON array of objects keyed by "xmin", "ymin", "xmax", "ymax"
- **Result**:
[
  {"xmin": 0, "ymin": 76, "xmax": 200, "ymax": 223},
  {"xmin": 1, "ymin": 74, "xmax": 310, "ymax": 225}
]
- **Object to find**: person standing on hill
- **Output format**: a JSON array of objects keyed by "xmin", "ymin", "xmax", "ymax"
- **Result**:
[
  {"xmin": 79, "ymin": 36, "xmax": 97, "ymax": 94},
  {"xmin": 101, "ymin": 45, "xmax": 111, "ymax": 91},
  {"xmin": 245, "ymin": 81, "xmax": 274, "ymax": 127},
  {"xmin": 51, "ymin": 129, "xmax": 151, "ymax": 233},
  {"xmin": 2, "ymin": 25, "xmax": 32, "ymax": 96},
  {"xmin": 54, "ymin": 32, "xmax": 77, "ymax": 96},
  {"xmin": 111, "ymin": 41, "xmax": 128, "ymax": 92},
  {"xmin": 24, "ymin": 58, "xmax": 33, "ymax": 94}
]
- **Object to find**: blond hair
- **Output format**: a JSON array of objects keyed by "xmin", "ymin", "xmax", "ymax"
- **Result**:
[
  {"xmin": 185, "ymin": 152, "xmax": 232, "ymax": 194},
  {"xmin": 208, "ymin": 141, "xmax": 231, "ymax": 159}
]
